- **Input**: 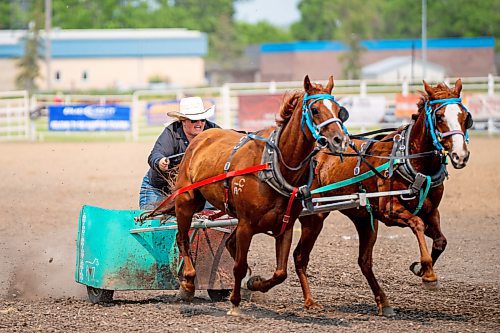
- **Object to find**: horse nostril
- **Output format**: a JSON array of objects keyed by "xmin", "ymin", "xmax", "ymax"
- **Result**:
[
  {"xmin": 464, "ymin": 151, "xmax": 470, "ymax": 163},
  {"xmin": 333, "ymin": 135, "xmax": 342, "ymax": 146},
  {"xmin": 451, "ymin": 152, "xmax": 459, "ymax": 163}
]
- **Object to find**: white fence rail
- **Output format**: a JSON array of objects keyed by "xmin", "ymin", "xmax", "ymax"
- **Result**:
[
  {"xmin": 0, "ymin": 90, "xmax": 30, "ymax": 141},
  {"xmin": 1, "ymin": 76, "xmax": 498, "ymax": 142}
]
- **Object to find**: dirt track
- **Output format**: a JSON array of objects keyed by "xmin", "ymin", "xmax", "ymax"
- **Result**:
[{"xmin": 1, "ymin": 136, "xmax": 499, "ymax": 332}]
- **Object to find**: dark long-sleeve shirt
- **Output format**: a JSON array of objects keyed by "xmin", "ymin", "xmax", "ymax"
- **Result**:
[{"xmin": 146, "ymin": 120, "xmax": 219, "ymax": 192}]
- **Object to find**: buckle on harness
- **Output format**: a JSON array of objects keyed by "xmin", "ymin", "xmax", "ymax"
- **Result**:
[
  {"xmin": 298, "ymin": 185, "xmax": 314, "ymax": 212},
  {"xmin": 358, "ymin": 192, "xmax": 367, "ymax": 207},
  {"xmin": 410, "ymin": 173, "xmax": 427, "ymax": 193}
]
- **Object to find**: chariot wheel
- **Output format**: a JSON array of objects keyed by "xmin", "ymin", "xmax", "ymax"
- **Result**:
[
  {"xmin": 207, "ymin": 289, "xmax": 231, "ymax": 302},
  {"xmin": 86, "ymin": 286, "xmax": 114, "ymax": 304}
]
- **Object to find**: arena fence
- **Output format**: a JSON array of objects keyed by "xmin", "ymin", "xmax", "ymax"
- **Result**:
[
  {"xmin": 3, "ymin": 75, "xmax": 499, "ymax": 142},
  {"xmin": 0, "ymin": 90, "xmax": 30, "ymax": 141}
]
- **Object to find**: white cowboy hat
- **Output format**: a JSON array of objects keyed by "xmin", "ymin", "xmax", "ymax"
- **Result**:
[{"xmin": 167, "ymin": 97, "xmax": 215, "ymax": 121}]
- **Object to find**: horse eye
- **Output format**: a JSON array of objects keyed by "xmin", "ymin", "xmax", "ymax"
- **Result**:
[
  {"xmin": 311, "ymin": 107, "xmax": 319, "ymax": 115},
  {"xmin": 436, "ymin": 114, "xmax": 444, "ymax": 122}
]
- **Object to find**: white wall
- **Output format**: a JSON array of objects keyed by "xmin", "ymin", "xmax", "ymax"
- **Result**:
[
  {"xmin": 379, "ymin": 63, "xmax": 445, "ymax": 81},
  {"xmin": 1, "ymin": 56, "xmax": 206, "ymax": 92},
  {"xmin": 0, "ymin": 59, "xmax": 20, "ymax": 91}
]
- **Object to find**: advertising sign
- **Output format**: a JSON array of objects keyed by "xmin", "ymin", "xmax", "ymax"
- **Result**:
[
  {"xmin": 394, "ymin": 94, "xmax": 420, "ymax": 119},
  {"xmin": 338, "ymin": 96, "xmax": 386, "ymax": 123},
  {"xmin": 462, "ymin": 94, "xmax": 500, "ymax": 119},
  {"xmin": 238, "ymin": 94, "xmax": 284, "ymax": 131},
  {"xmin": 146, "ymin": 99, "xmax": 216, "ymax": 126},
  {"xmin": 48, "ymin": 104, "xmax": 131, "ymax": 131}
]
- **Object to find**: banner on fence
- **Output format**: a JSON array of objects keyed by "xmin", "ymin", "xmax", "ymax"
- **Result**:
[
  {"xmin": 48, "ymin": 104, "xmax": 131, "ymax": 131},
  {"xmin": 338, "ymin": 96, "xmax": 387, "ymax": 123},
  {"xmin": 463, "ymin": 94, "xmax": 500, "ymax": 119},
  {"xmin": 238, "ymin": 94, "xmax": 284, "ymax": 131},
  {"xmin": 394, "ymin": 94, "xmax": 420, "ymax": 119},
  {"xmin": 145, "ymin": 99, "xmax": 216, "ymax": 126}
]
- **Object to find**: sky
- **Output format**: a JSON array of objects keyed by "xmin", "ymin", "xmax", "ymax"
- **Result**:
[{"xmin": 235, "ymin": 0, "xmax": 301, "ymax": 27}]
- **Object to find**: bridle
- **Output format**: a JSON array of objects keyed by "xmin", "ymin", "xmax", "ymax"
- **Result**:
[
  {"xmin": 301, "ymin": 93, "xmax": 349, "ymax": 147},
  {"xmin": 424, "ymin": 97, "xmax": 473, "ymax": 153}
]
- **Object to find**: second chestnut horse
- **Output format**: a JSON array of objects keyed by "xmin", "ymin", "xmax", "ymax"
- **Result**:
[{"xmin": 295, "ymin": 79, "xmax": 472, "ymax": 315}]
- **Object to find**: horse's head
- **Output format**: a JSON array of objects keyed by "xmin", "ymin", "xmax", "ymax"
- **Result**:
[
  {"xmin": 421, "ymin": 79, "xmax": 472, "ymax": 169},
  {"xmin": 300, "ymin": 75, "xmax": 350, "ymax": 153}
]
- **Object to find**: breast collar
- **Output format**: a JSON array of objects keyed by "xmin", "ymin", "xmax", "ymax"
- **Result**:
[
  {"xmin": 258, "ymin": 126, "xmax": 315, "ymax": 199},
  {"xmin": 395, "ymin": 122, "xmax": 447, "ymax": 188}
]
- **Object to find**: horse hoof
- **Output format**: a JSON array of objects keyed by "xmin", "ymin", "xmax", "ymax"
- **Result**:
[
  {"xmin": 379, "ymin": 306, "xmax": 395, "ymax": 317},
  {"xmin": 422, "ymin": 280, "xmax": 440, "ymax": 290},
  {"xmin": 409, "ymin": 262, "xmax": 423, "ymax": 277},
  {"xmin": 227, "ymin": 305, "xmax": 243, "ymax": 316},
  {"xmin": 247, "ymin": 275, "xmax": 264, "ymax": 292},
  {"xmin": 305, "ymin": 301, "xmax": 323, "ymax": 311},
  {"xmin": 177, "ymin": 287, "xmax": 195, "ymax": 302}
]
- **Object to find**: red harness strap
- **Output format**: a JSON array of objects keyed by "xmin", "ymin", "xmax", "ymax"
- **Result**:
[
  {"xmin": 145, "ymin": 162, "xmax": 271, "ymax": 219},
  {"xmin": 275, "ymin": 187, "xmax": 299, "ymax": 238}
]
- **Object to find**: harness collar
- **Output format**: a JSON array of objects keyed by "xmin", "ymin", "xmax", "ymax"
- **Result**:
[
  {"xmin": 395, "ymin": 123, "xmax": 447, "ymax": 188},
  {"xmin": 258, "ymin": 127, "xmax": 315, "ymax": 198}
]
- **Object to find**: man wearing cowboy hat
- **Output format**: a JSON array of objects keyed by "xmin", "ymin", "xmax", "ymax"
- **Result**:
[{"xmin": 139, "ymin": 96, "xmax": 219, "ymax": 210}]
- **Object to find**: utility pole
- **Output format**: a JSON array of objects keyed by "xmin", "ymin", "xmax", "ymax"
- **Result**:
[
  {"xmin": 421, "ymin": 0, "xmax": 427, "ymax": 80},
  {"xmin": 45, "ymin": 0, "xmax": 52, "ymax": 91}
]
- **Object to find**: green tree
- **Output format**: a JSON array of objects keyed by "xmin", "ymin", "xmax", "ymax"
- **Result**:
[
  {"xmin": 16, "ymin": 0, "xmax": 44, "ymax": 92},
  {"xmin": 236, "ymin": 21, "xmax": 293, "ymax": 45},
  {"xmin": 335, "ymin": 0, "xmax": 379, "ymax": 79},
  {"xmin": 291, "ymin": 0, "xmax": 339, "ymax": 40},
  {"xmin": 376, "ymin": 0, "xmax": 499, "ymax": 43},
  {"xmin": 0, "ymin": 1, "xmax": 29, "ymax": 29},
  {"xmin": 293, "ymin": 0, "xmax": 379, "ymax": 79}
]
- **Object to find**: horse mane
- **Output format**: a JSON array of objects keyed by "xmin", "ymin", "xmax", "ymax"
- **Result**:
[
  {"xmin": 276, "ymin": 82, "xmax": 327, "ymax": 126},
  {"xmin": 276, "ymin": 91, "xmax": 301, "ymax": 126},
  {"xmin": 412, "ymin": 82, "xmax": 460, "ymax": 121}
]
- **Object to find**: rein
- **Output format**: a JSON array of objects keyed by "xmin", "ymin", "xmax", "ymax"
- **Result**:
[{"xmin": 137, "ymin": 162, "xmax": 271, "ymax": 222}]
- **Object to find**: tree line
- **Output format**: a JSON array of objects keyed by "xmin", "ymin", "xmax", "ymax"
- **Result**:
[{"xmin": 1, "ymin": 0, "xmax": 498, "ymax": 89}]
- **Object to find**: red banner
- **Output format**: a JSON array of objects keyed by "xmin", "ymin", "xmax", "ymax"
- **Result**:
[
  {"xmin": 394, "ymin": 93, "xmax": 421, "ymax": 119},
  {"xmin": 237, "ymin": 94, "xmax": 284, "ymax": 131}
]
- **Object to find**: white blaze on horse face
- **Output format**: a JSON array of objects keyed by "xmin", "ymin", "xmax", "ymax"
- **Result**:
[
  {"xmin": 322, "ymin": 100, "xmax": 343, "ymax": 130},
  {"xmin": 444, "ymin": 104, "xmax": 467, "ymax": 156}
]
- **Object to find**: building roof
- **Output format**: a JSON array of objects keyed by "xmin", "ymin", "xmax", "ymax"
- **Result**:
[
  {"xmin": 362, "ymin": 56, "xmax": 445, "ymax": 76},
  {"xmin": 262, "ymin": 36, "xmax": 495, "ymax": 53},
  {"xmin": 0, "ymin": 28, "xmax": 207, "ymax": 58}
]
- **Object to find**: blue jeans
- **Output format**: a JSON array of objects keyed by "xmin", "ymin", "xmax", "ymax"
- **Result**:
[
  {"xmin": 139, "ymin": 174, "xmax": 217, "ymax": 211},
  {"xmin": 139, "ymin": 174, "xmax": 166, "ymax": 210}
]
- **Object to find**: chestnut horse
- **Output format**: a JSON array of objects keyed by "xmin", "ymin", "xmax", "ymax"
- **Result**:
[
  {"xmin": 295, "ymin": 79, "xmax": 472, "ymax": 315},
  {"xmin": 170, "ymin": 76, "xmax": 350, "ymax": 315}
]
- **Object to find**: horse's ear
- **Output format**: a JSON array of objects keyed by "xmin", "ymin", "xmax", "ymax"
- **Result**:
[
  {"xmin": 423, "ymin": 80, "xmax": 434, "ymax": 97},
  {"xmin": 325, "ymin": 75, "xmax": 334, "ymax": 93},
  {"xmin": 304, "ymin": 75, "xmax": 312, "ymax": 91},
  {"xmin": 454, "ymin": 78, "xmax": 463, "ymax": 96}
]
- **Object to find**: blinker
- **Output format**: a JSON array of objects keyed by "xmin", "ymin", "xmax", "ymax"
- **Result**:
[
  {"xmin": 339, "ymin": 106, "xmax": 349, "ymax": 122},
  {"xmin": 465, "ymin": 113, "xmax": 473, "ymax": 129}
]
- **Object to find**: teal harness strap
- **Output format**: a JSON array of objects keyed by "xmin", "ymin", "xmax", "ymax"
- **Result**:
[
  {"xmin": 358, "ymin": 185, "xmax": 375, "ymax": 233},
  {"xmin": 311, "ymin": 159, "xmax": 400, "ymax": 195},
  {"xmin": 413, "ymin": 175, "xmax": 432, "ymax": 215}
]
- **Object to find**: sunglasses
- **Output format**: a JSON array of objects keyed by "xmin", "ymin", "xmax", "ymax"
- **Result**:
[{"xmin": 188, "ymin": 119, "xmax": 206, "ymax": 124}]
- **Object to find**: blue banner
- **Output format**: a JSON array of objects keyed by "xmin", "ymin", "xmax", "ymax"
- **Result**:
[{"xmin": 48, "ymin": 104, "xmax": 131, "ymax": 131}]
